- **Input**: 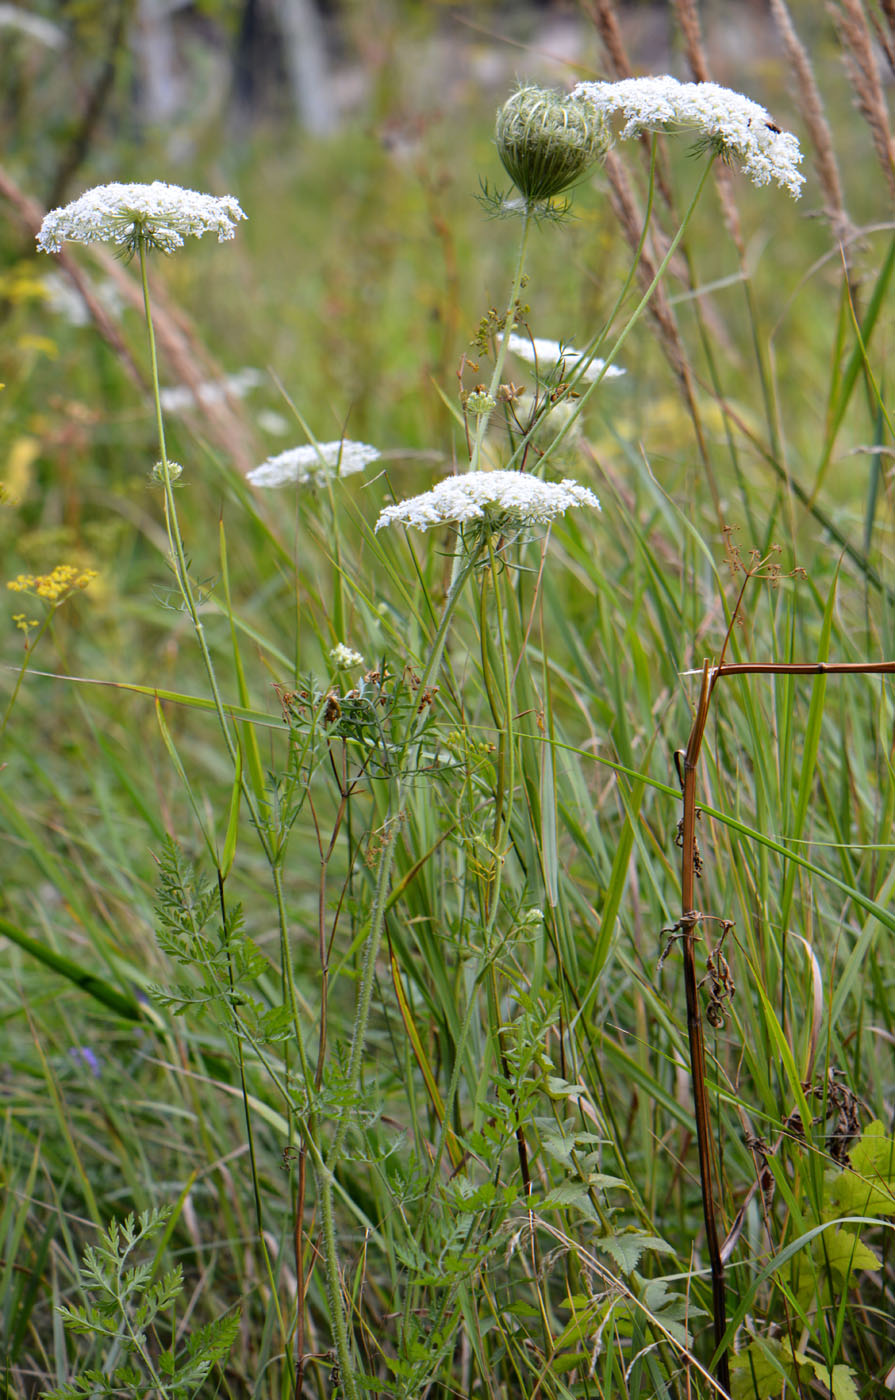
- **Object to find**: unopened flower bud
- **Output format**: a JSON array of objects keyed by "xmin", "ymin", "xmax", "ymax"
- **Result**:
[
  {"xmin": 496, "ymin": 85, "xmax": 609, "ymax": 205},
  {"xmin": 150, "ymin": 459, "xmax": 183, "ymax": 484},
  {"xmin": 464, "ymin": 388, "xmax": 497, "ymax": 416}
]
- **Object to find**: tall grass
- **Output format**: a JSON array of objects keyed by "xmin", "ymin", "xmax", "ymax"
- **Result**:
[{"xmin": 2, "ymin": 3, "xmax": 895, "ymax": 1397}]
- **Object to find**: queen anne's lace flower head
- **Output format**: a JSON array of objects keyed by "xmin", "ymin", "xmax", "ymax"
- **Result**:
[
  {"xmin": 375, "ymin": 470, "xmax": 600, "ymax": 533},
  {"xmin": 571, "ymin": 77, "xmax": 804, "ymax": 197},
  {"xmin": 501, "ymin": 334, "xmax": 626, "ymax": 383},
  {"xmin": 36, "ymin": 181, "xmax": 247, "ymax": 256},
  {"xmin": 247, "ymin": 440, "xmax": 381, "ymax": 488}
]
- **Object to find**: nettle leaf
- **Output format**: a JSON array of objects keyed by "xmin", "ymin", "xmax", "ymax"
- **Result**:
[
  {"xmin": 596, "ymin": 1230, "xmax": 673, "ymax": 1274},
  {"xmin": 536, "ymin": 1182, "xmax": 595, "ymax": 1212},
  {"xmin": 825, "ymin": 1120, "xmax": 895, "ymax": 1219},
  {"xmin": 539, "ymin": 1126, "xmax": 605, "ymax": 1166},
  {"xmin": 640, "ymin": 1276, "xmax": 701, "ymax": 1345}
]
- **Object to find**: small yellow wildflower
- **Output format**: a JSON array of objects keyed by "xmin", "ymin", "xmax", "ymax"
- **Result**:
[{"xmin": 6, "ymin": 564, "xmax": 98, "ymax": 605}]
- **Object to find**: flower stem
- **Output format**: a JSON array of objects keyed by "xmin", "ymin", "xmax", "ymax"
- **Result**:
[
  {"xmin": 0, "ymin": 612, "xmax": 55, "ymax": 744},
  {"xmin": 315, "ymin": 541, "xmax": 482, "ymax": 1395},
  {"xmin": 137, "ymin": 240, "xmax": 242, "ymax": 777},
  {"xmin": 521, "ymin": 156, "xmax": 716, "ymax": 466},
  {"xmin": 469, "ymin": 206, "xmax": 533, "ymax": 472}
]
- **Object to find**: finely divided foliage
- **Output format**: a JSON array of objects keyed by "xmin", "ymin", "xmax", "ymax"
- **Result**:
[{"xmin": 574, "ymin": 76, "xmax": 805, "ymax": 196}]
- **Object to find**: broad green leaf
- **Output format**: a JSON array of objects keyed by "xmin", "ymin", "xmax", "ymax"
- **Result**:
[{"xmin": 826, "ymin": 1121, "xmax": 895, "ymax": 1218}]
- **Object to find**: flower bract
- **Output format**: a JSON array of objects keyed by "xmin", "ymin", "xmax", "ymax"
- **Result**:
[
  {"xmin": 375, "ymin": 470, "xmax": 600, "ymax": 533},
  {"xmin": 36, "ymin": 181, "xmax": 247, "ymax": 256},
  {"xmin": 571, "ymin": 77, "xmax": 804, "ymax": 196},
  {"xmin": 247, "ymin": 441, "xmax": 381, "ymax": 487}
]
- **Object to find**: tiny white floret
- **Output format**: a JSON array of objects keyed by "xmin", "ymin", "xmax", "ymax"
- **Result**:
[
  {"xmin": 247, "ymin": 440, "xmax": 381, "ymax": 487},
  {"xmin": 330, "ymin": 644, "xmax": 366, "ymax": 668},
  {"xmin": 375, "ymin": 469, "xmax": 600, "ymax": 533},
  {"xmin": 572, "ymin": 76, "xmax": 804, "ymax": 197},
  {"xmin": 36, "ymin": 181, "xmax": 247, "ymax": 255}
]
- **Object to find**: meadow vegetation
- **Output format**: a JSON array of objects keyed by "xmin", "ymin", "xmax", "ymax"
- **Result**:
[{"xmin": 2, "ymin": 2, "xmax": 895, "ymax": 1397}]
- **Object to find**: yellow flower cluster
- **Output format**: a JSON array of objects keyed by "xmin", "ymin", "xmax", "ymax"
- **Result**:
[{"xmin": 7, "ymin": 563, "xmax": 98, "ymax": 604}]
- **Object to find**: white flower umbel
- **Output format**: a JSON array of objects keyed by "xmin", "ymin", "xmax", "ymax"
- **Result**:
[
  {"xmin": 572, "ymin": 77, "xmax": 804, "ymax": 197},
  {"xmin": 159, "ymin": 367, "xmax": 263, "ymax": 414},
  {"xmin": 36, "ymin": 181, "xmax": 247, "ymax": 256},
  {"xmin": 330, "ymin": 644, "xmax": 365, "ymax": 668},
  {"xmin": 247, "ymin": 440, "xmax": 381, "ymax": 487},
  {"xmin": 375, "ymin": 470, "xmax": 600, "ymax": 533},
  {"xmin": 501, "ymin": 333, "xmax": 626, "ymax": 383}
]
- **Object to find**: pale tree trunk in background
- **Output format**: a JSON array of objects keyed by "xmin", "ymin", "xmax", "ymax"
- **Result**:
[
  {"xmin": 135, "ymin": 0, "xmax": 181, "ymax": 123},
  {"xmin": 272, "ymin": 0, "xmax": 335, "ymax": 132}
]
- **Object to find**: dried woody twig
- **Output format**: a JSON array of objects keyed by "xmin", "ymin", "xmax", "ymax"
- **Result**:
[{"xmin": 673, "ymin": 556, "xmax": 895, "ymax": 1391}]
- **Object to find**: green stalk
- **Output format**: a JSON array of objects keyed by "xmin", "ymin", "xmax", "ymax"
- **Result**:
[
  {"xmin": 514, "ymin": 156, "xmax": 716, "ymax": 468},
  {"xmin": 314, "ymin": 540, "xmax": 482, "ymax": 1398},
  {"xmin": 469, "ymin": 206, "xmax": 533, "ymax": 472},
  {"xmin": 137, "ymin": 240, "xmax": 277, "ymax": 860},
  {"xmin": 0, "ymin": 611, "xmax": 56, "ymax": 743}
]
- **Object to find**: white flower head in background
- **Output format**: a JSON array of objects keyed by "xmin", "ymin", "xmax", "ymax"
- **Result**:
[
  {"xmin": 501, "ymin": 333, "xmax": 626, "ymax": 384},
  {"xmin": 572, "ymin": 77, "xmax": 804, "ymax": 197},
  {"xmin": 375, "ymin": 470, "xmax": 600, "ymax": 534},
  {"xmin": 247, "ymin": 440, "xmax": 381, "ymax": 487},
  {"xmin": 36, "ymin": 181, "xmax": 247, "ymax": 257},
  {"xmin": 256, "ymin": 409, "xmax": 291, "ymax": 436},
  {"xmin": 159, "ymin": 367, "xmax": 263, "ymax": 415},
  {"xmin": 0, "ymin": 4, "xmax": 65, "ymax": 48},
  {"xmin": 330, "ymin": 643, "xmax": 365, "ymax": 668},
  {"xmin": 42, "ymin": 270, "xmax": 125, "ymax": 327}
]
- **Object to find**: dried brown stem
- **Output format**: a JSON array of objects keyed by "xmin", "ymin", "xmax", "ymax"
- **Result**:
[
  {"xmin": 769, "ymin": 0, "xmax": 853, "ymax": 243},
  {"xmin": 828, "ymin": 0, "xmax": 895, "ymax": 200},
  {"xmin": 678, "ymin": 662, "xmax": 730, "ymax": 1392}
]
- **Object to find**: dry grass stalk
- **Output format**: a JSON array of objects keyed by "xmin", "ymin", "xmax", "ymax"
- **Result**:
[
  {"xmin": 0, "ymin": 163, "xmax": 144, "ymax": 390},
  {"xmin": 579, "ymin": 0, "xmax": 632, "ymax": 80},
  {"xmin": 769, "ymin": 0, "xmax": 853, "ymax": 242},
  {"xmin": 867, "ymin": 0, "xmax": 895, "ymax": 75},
  {"xmin": 581, "ymin": 0, "xmax": 679, "ymax": 212},
  {"xmin": 602, "ymin": 151, "xmax": 686, "ymax": 379},
  {"xmin": 827, "ymin": 0, "xmax": 895, "ymax": 199},
  {"xmin": 602, "ymin": 150, "xmax": 724, "ymax": 523},
  {"xmin": 672, "ymin": 0, "xmax": 745, "ymax": 257}
]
